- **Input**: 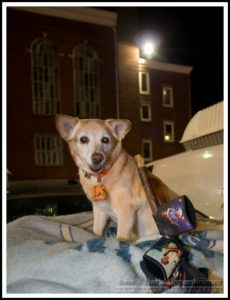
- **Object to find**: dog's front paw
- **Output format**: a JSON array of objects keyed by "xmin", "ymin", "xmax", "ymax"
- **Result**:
[
  {"xmin": 93, "ymin": 229, "xmax": 103, "ymax": 237},
  {"xmin": 116, "ymin": 235, "xmax": 130, "ymax": 242}
]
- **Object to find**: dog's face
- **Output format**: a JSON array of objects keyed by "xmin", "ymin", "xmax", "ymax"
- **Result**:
[{"xmin": 55, "ymin": 115, "xmax": 131, "ymax": 174}]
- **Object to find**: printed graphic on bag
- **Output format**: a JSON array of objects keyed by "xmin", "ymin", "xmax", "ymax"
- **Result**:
[
  {"xmin": 156, "ymin": 196, "xmax": 197, "ymax": 236},
  {"xmin": 145, "ymin": 238, "xmax": 183, "ymax": 279}
]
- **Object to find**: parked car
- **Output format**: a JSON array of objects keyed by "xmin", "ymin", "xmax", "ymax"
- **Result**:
[{"xmin": 148, "ymin": 101, "xmax": 224, "ymax": 221}]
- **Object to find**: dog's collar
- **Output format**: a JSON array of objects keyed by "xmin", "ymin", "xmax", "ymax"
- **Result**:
[{"xmin": 83, "ymin": 164, "xmax": 113, "ymax": 182}]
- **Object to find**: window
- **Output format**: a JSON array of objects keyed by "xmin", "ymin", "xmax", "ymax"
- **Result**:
[
  {"xmin": 73, "ymin": 43, "xmax": 100, "ymax": 118},
  {"xmin": 163, "ymin": 121, "xmax": 175, "ymax": 142},
  {"xmin": 162, "ymin": 86, "xmax": 174, "ymax": 107},
  {"xmin": 35, "ymin": 135, "xmax": 63, "ymax": 166},
  {"xmin": 31, "ymin": 37, "xmax": 60, "ymax": 115},
  {"xmin": 140, "ymin": 103, "xmax": 152, "ymax": 121},
  {"xmin": 141, "ymin": 139, "xmax": 153, "ymax": 161},
  {"xmin": 139, "ymin": 71, "xmax": 150, "ymax": 94}
]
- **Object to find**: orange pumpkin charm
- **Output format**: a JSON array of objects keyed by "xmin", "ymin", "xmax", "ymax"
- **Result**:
[{"xmin": 91, "ymin": 184, "xmax": 107, "ymax": 201}]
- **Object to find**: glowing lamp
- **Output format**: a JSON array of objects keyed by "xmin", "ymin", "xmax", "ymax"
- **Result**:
[
  {"xmin": 164, "ymin": 135, "xmax": 170, "ymax": 141},
  {"xmin": 135, "ymin": 30, "xmax": 160, "ymax": 60},
  {"xmin": 141, "ymin": 41, "xmax": 156, "ymax": 59},
  {"xmin": 143, "ymin": 42, "xmax": 155, "ymax": 56}
]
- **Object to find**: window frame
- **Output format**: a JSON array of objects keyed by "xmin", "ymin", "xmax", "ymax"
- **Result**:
[
  {"xmin": 34, "ymin": 134, "xmax": 63, "ymax": 166},
  {"xmin": 141, "ymin": 139, "xmax": 153, "ymax": 161},
  {"xmin": 139, "ymin": 71, "xmax": 150, "ymax": 95},
  {"xmin": 162, "ymin": 86, "xmax": 174, "ymax": 108},
  {"xmin": 140, "ymin": 102, "xmax": 152, "ymax": 122},
  {"xmin": 73, "ymin": 43, "xmax": 100, "ymax": 118},
  {"xmin": 163, "ymin": 121, "xmax": 175, "ymax": 143},
  {"xmin": 31, "ymin": 37, "xmax": 60, "ymax": 116}
]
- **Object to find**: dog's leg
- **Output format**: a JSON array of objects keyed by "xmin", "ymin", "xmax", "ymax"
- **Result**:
[
  {"xmin": 116, "ymin": 206, "xmax": 135, "ymax": 241},
  {"xmin": 92, "ymin": 204, "xmax": 109, "ymax": 236}
]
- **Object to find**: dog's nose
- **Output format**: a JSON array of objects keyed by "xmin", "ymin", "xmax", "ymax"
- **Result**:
[{"xmin": 91, "ymin": 153, "xmax": 104, "ymax": 164}]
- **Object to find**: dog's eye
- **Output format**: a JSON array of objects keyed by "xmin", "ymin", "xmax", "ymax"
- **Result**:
[
  {"xmin": 101, "ymin": 137, "xmax": 109, "ymax": 144},
  {"xmin": 79, "ymin": 136, "xmax": 89, "ymax": 144}
]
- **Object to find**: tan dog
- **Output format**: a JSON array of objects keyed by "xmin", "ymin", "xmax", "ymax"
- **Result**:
[{"xmin": 55, "ymin": 115, "xmax": 177, "ymax": 241}]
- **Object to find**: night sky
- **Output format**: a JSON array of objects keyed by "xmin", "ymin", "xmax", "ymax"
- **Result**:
[{"xmin": 137, "ymin": 6, "xmax": 224, "ymax": 115}]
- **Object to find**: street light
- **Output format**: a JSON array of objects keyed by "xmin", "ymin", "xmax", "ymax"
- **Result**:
[
  {"xmin": 141, "ymin": 41, "xmax": 156, "ymax": 59},
  {"xmin": 135, "ymin": 30, "xmax": 160, "ymax": 60}
]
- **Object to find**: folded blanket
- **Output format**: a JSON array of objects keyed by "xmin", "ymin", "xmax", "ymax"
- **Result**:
[{"xmin": 7, "ymin": 212, "xmax": 224, "ymax": 294}]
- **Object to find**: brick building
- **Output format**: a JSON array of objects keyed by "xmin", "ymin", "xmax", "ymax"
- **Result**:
[{"xmin": 7, "ymin": 7, "xmax": 192, "ymax": 181}]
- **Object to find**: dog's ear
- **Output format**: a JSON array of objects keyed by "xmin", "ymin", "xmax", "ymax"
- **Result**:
[
  {"xmin": 55, "ymin": 114, "xmax": 79, "ymax": 142},
  {"xmin": 105, "ymin": 119, "xmax": 131, "ymax": 140}
]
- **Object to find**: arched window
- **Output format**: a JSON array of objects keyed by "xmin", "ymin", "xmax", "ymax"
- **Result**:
[
  {"xmin": 73, "ymin": 43, "xmax": 100, "ymax": 118},
  {"xmin": 31, "ymin": 37, "xmax": 60, "ymax": 115}
]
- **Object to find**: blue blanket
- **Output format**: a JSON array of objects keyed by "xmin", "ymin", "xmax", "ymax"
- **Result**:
[{"xmin": 7, "ymin": 212, "xmax": 224, "ymax": 294}]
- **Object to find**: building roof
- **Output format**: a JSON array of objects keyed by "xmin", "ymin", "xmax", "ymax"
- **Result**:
[
  {"xmin": 139, "ymin": 58, "xmax": 193, "ymax": 74},
  {"xmin": 11, "ymin": 6, "xmax": 117, "ymax": 28}
]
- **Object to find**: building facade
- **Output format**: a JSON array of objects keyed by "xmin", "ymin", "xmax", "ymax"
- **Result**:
[{"xmin": 6, "ymin": 7, "xmax": 192, "ymax": 181}]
